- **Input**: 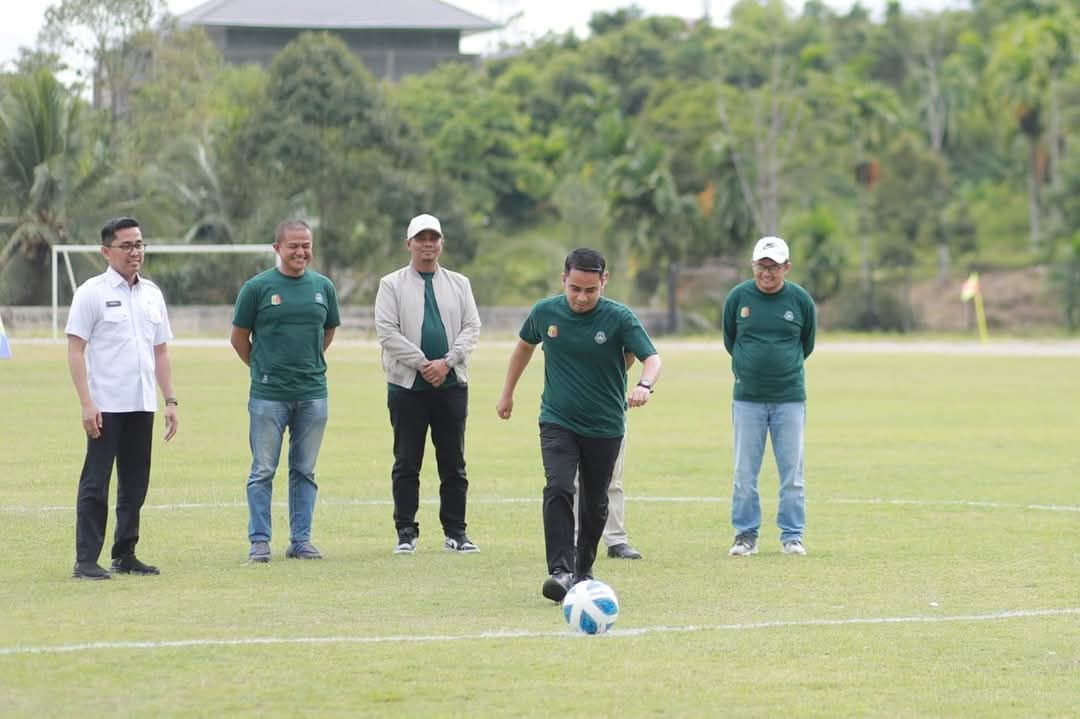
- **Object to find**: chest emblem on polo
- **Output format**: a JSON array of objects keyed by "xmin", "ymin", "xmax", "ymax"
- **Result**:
[
  {"xmin": 740, "ymin": 306, "xmax": 750, "ymax": 318},
  {"xmin": 315, "ymin": 292, "xmax": 324, "ymax": 303},
  {"xmin": 784, "ymin": 310, "xmax": 794, "ymax": 321},
  {"xmin": 594, "ymin": 331, "xmax": 607, "ymax": 344},
  {"xmin": 547, "ymin": 324, "xmax": 558, "ymax": 338},
  {"xmin": 271, "ymin": 294, "xmax": 282, "ymax": 306}
]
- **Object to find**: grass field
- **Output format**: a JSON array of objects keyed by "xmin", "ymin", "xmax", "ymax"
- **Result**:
[{"xmin": 1, "ymin": 340, "xmax": 1077, "ymax": 718}]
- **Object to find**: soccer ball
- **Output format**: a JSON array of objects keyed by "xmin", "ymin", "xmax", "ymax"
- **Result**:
[{"xmin": 562, "ymin": 579, "xmax": 619, "ymax": 634}]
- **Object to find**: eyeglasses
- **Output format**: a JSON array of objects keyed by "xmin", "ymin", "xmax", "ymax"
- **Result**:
[
  {"xmin": 753, "ymin": 262, "xmax": 785, "ymax": 274},
  {"xmin": 110, "ymin": 242, "xmax": 145, "ymax": 253}
]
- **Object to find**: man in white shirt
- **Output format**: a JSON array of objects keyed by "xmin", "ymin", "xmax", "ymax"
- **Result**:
[
  {"xmin": 66, "ymin": 217, "xmax": 178, "ymax": 580},
  {"xmin": 375, "ymin": 214, "xmax": 481, "ymax": 555}
]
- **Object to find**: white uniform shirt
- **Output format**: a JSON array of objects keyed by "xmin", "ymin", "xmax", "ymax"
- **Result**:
[{"xmin": 65, "ymin": 266, "xmax": 174, "ymax": 412}]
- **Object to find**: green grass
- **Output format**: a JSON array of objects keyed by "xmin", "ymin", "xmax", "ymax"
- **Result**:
[{"xmin": 1, "ymin": 341, "xmax": 1077, "ymax": 718}]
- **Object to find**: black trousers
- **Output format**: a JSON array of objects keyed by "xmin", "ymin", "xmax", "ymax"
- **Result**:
[
  {"xmin": 388, "ymin": 385, "xmax": 469, "ymax": 536},
  {"xmin": 539, "ymin": 422, "xmax": 623, "ymax": 578},
  {"xmin": 75, "ymin": 411, "xmax": 154, "ymax": 563}
]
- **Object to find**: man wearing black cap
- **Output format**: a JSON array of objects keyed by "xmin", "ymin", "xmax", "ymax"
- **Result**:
[{"xmin": 722, "ymin": 236, "xmax": 816, "ymax": 557}]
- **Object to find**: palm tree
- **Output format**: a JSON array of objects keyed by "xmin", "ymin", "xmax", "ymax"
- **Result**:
[
  {"xmin": 988, "ymin": 13, "xmax": 1074, "ymax": 250},
  {"xmin": 0, "ymin": 70, "xmax": 104, "ymax": 304}
]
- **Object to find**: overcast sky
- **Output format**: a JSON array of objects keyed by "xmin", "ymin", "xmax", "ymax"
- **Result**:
[{"xmin": 1, "ymin": 0, "xmax": 964, "ymax": 70}]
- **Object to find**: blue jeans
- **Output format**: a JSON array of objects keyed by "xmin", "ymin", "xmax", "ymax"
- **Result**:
[
  {"xmin": 731, "ymin": 400, "xmax": 806, "ymax": 543},
  {"xmin": 246, "ymin": 397, "xmax": 328, "ymax": 543}
]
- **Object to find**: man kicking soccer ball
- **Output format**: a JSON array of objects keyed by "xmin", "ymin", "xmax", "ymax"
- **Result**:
[{"xmin": 496, "ymin": 248, "xmax": 662, "ymax": 601}]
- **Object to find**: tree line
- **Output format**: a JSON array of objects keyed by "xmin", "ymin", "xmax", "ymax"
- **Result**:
[{"xmin": 1, "ymin": 0, "xmax": 1078, "ymax": 330}]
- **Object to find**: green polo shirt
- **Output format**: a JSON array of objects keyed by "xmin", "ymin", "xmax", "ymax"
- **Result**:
[
  {"xmin": 520, "ymin": 295, "xmax": 657, "ymax": 438},
  {"xmin": 232, "ymin": 268, "xmax": 340, "ymax": 401},
  {"xmin": 722, "ymin": 279, "xmax": 816, "ymax": 403}
]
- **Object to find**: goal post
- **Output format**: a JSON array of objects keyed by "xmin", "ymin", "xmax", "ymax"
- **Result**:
[{"xmin": 51, "ymin": 243, "xmax": 276, "ymax": 339}]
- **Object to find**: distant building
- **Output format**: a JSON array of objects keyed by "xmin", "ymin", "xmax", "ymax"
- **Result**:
[{"xmin": 179, "ymin": 0, "xmax": 498, "ymax": 81}]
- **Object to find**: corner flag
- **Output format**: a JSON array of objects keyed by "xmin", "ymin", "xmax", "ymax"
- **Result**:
[
  {"xmin": 960, "ymin": 272, "xmax": 988, "ymax": 343},
  {"xmin": 0, "ymin": 314, "xmax": 11, "ymax": 359},
  {"xmin": 960, "ymin": 272, "xmax": 980, "ymax": 302}
]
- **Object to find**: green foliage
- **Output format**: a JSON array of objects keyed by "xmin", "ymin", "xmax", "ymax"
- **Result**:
[
  {"xmin": 0, "ymin": 70, "xmax": 104, "ymax": 303},
  {"xmin": 790, "ymin": 206, "xmax": 847, "ymax": 302},
  {"xmin": 233, "ymin": 32, "xmax": 429, "ymax": 286}
]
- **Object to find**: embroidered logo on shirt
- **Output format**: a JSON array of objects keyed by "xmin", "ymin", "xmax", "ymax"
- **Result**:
[
  {"xmin": 740, "ymin": 306, "xmax": 750, "ymax": 318},
  {"xmin": 784, "ymin": 310, "xmax": 794, "ymax": 321},
  {"xmin": 594, "ymin": 331, "xmax": 607, "ymax": 344},
  {"xmin": 106, "ymin": 300, "xmax": 121, "ymax": 307},
  {"xmin": 547, "ymin": 325, "xmax": 558, "ymax": 338},
  {"xmin": 315, "ymin": 292, "xmax": 324, "ymax": 303},
  {"xmin": 271, "ymin": 294, "xmax": 282, "ymax": 306}
]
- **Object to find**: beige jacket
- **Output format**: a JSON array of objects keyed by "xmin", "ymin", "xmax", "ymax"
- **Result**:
[{"xmin": 375, "ymin": 264, "xmax": 481, "ymax": 387}]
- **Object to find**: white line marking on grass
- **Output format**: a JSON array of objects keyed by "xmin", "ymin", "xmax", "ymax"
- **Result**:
[
  {"xmin": 3, "ymin": 496, "xmax": 1078, "ymax": 513},
  {"xmin": 1, "ymin": 608, "xmax": 1076, "ymax": 657}
]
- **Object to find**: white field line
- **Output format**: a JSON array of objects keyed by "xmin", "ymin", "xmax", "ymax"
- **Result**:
[
  {"xmin": 1, "ymin": 607, "xmax": 1076, "ymax": 657},
  {"xmin": 2, "ymin": 496, "xmax": 1078, "ymax": 514}
]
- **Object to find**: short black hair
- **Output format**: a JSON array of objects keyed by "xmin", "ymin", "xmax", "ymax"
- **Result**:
[
  {"xmin": 101, "ymin": 217, "xmax": 140, "ymax": 245},
  {"xmin": 275, "ymin": 219, "xmax": 312, "ymax": 243},
  {"xmin": 564, "ymin": 248, "xmax": 606, "ymax": 275}
]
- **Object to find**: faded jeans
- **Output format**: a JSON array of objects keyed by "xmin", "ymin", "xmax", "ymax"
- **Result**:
[
  {"xmin": 246, "ymin": 397, "xmax": 328, "ymax": 544},
  {"xmin": 731, "ymin": 400, "xmax": 806, "ymax": 543}
]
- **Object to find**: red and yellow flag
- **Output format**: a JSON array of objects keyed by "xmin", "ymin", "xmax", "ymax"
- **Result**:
[{"xmin": 960, "ymin": 272, "xmax": 980, "ymax": 302}]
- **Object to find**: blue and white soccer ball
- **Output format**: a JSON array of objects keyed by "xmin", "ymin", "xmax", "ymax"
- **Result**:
[{"xmin": 562, "ymin": 579, "xmax": 619, "ymax": 634}]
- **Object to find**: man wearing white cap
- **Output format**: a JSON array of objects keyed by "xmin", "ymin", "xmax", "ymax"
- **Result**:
[
  {"xmin": 722, "ymin": 236, "xmax": 816, "ymax": 557},
  {"xmin": 375, "ymin": 213, "xmax": 482, "ymax": 555}
]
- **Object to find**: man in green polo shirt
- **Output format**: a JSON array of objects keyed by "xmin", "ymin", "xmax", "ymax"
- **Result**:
[
  {"xmin": 231, "ymin": 219, "xmax": 340, "ymax": 563},
  {"xmin": 722, "ymin": 236, "xmax": 816, "ymax": 557},
  {"xmin": 496, "ymin": 248, "xmax": 662, "ymax": 602}
]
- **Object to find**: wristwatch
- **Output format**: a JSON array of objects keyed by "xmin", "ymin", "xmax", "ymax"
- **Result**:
[
  {"xmin": 165, "ymin": 397, "xmax": 178, "ymax": 406},
  {"xmin": 636, "ymin": 379, "xmax": 654, "ymax": 393}
]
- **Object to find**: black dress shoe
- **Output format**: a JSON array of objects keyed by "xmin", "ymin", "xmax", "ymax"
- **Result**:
[
  {"xmin": 607, "ymin": 543, "xmax": 642, "ymax": 560},
  {"xmin": 72, "ymin": 561, "xmax": 112, "ymax": 580},
  {"xmin": 110, "ymin": 555, "xmax": 160, "ymax": 575},
  {"xmin": 541, "ymin": 571, "xmax": 574, "ymax": 602}
]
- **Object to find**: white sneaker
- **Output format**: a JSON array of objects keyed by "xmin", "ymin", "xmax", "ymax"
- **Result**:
[
  {"xmin": 728, "ymin": 535, "xmax": 758, "ymax": 556},
  {"xmin": 782, "ymin": 539, "xmax": 807, "ymax": 555}
]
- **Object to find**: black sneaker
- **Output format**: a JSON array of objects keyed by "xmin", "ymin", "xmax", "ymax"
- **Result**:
[
  {"xmin": 110, "ymin": 555, "xmax": 160, "ymax": 575},
  {"xmin": 249, "ymin": 540, "xmax": 271, "ymax": 563},
  {"xmin": 394, "ymin": 527, "xmax": 418, "ymax": 555},
  {"xmin": 607, "ymin": 543, "xmax": 642, "ymax": 559},
  {"xmin": 285, "ymin": 541, "xmax": 323, "ymax": 560},
  {"xmin": 443, "ymin": 535, "xmax": 479, "ymax": 553},
  {"xmin": 541, "ymin": 571, "xmax": 574, "ymax": 602},
  {"xmin": 72, "ymin": 561, "xmax": 111, "ymax": 580},
  {"xmin": 728, "ymin": 533, "xmax": 759, "ymax": 557}
]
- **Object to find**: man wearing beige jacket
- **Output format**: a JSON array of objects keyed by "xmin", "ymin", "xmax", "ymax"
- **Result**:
[{"xmin": 375, "ymin": 214, "xmax": 482, "ymax": 555}]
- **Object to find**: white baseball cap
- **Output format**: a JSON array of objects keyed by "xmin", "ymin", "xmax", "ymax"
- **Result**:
[
  {"xmin": 406, "ymin": 214, "xmax": 442, "ymax": 241},
  {"xmin": 752, "ymin": 236, "xmax": 789, "ymax": 264}
]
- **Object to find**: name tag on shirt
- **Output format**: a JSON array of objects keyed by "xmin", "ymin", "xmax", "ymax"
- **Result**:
[{"xmin": 106, "ymin": 300, "xmax": 122, "ymax": 307}]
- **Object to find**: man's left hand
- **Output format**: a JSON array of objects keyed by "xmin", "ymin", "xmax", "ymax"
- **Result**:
[
  {"xmin": 420, "ymin": 358, "xmax": 450, "ymax": 387},
  {"xmin": 627, "ymin": 386, "xmax": 652, "ymax": 408}
]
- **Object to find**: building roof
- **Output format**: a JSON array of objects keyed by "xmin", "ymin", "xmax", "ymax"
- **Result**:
[{"xmin": 179, "ymin": 0, "xmax": 499, "ymax": 33}]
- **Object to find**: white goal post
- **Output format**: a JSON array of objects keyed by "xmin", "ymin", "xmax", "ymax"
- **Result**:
[{"xmin": 51, "ymin": 244, "xmax": 276, "ymax": 339}]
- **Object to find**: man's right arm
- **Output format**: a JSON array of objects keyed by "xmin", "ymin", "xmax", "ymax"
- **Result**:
[
  {"xmin": 67, "ymin": 335, "xmax": 101, "ymax": 439},
  {"xmin": 722, "ymin": 289, "xmax": 738, "ymax": 354},
  {"xmin": 230, "ymin": 326, "xmax": 252, "ymax": 366},
  {"xmin": 495, "ymin": 339, "xmax": 537, "ymax": 420},
  {"xmin": 374, "ymin": 275, "xmax": 426, "ymax": 367}
]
